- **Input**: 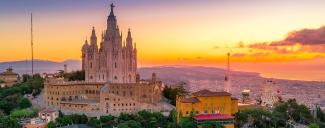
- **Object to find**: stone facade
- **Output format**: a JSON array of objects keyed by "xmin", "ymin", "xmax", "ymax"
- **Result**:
[
  {"xmin": 99, "ymin": 78, "xmax": 163, "ymax": 116},
  {"xmin": 44, "ymin": 3, "xmax": 166, "ymax": 116},
  {"xmin": 0, "ymin": 67, "xmax": 18, "ymax": 87},
  {"xmin": 44, "ymin": 74, "xmax": 163, "ymax": 116},
  {"xmin": 82, "ymin": 3, "xmax": 137, "ymax": 83}
]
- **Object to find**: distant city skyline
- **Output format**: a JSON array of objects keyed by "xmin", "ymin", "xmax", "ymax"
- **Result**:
[{"xmin": 1, "ymin": 0, "xmax": 325, "ymax": 81}]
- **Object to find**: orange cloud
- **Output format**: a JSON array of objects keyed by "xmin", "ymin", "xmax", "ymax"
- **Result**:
[{"xmin": 231, "ymin": 26, "xmax": 325, "ymax": 61}]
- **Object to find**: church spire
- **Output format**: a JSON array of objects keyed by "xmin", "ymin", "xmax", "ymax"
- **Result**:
[
  {"xmin": 90, "ymin": 27, "xmax": 97, "ymax": 45},
  {"xmin": 107, "ymin": 3, "xmax": 117, "ymax": 37},
  {"xmin": 127, "ymin": 28, "xmax": 132, "ymax": 38},
  {"xmin": 109, "ymin": 3, "xmax": 115, "ymax": 16},
  {"xmin": 91, "ymin": 27, "xmax": 96, "ymax": 37},
  {"xmin": 126, "ymin": 28, "xmax": 133, "ymax": 48},
  {"xmin": 85, "ymin": 37, "xmax": 88, "ymax": 44}
]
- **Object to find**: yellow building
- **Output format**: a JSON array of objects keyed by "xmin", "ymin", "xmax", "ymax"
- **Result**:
[{"xmin": 176, "ymin": 89, "xmax": 238, "ymax": 128}]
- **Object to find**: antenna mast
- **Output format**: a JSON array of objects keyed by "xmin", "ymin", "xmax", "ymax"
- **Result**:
[
  {"xmin": 31, "ymin": 13, "xmax": 34, "ymax": 75},
  {"xmin": 224, "ymin": 52, "xmax": 231, "ymax": 92}
]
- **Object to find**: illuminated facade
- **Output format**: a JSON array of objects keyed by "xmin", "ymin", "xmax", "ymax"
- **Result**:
[
  {"xmin": 44, "ymin": 73, "xmax": 164, "ymax": 116},
  {"xmin": 44, "ymin": 3, "xmax": 167, "ymax": 116},
  {"xmin": 176, "ymin": 89, "xmax": 238, "ymax": 128},
  {"xmin": 82, "ymin": 3, "xmax": 137, "ymax": 83}
]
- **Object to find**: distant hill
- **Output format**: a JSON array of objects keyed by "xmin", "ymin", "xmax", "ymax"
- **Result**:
[{"xmin": 0, "ymin": 59, "xmax": 81, "ymax": 74}]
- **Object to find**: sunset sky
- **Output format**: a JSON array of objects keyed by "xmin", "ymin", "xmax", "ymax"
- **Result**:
[{"xmin": 0, "ymin": 0, "xmax": 325, "ymax": 80}]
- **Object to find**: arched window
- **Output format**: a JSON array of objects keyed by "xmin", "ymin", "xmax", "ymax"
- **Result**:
[
  {"xmin": 90, "ymin": 62, "xmax": 92, "ymax": 68},
  {"xmin": 114, "ymin": 62, "xmax": 117, "ymax": 68}
]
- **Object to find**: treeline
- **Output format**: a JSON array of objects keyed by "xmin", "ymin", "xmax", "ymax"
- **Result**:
[
  {"xmin": 49, "ymin": 110, "xmax": 178, "ymax": 128},
  {"xmin": 0, "ymin": 74, "xmax": 43, "ymax": 114},
  {"xmin": 0, "ymin": 74, "xmax": 44, "ymax": 128},
  {"xmin": 57, "ymin": 70, "xmax": 85, "ymax": 81},
  {"xmin": 163, "ymin": 85, "xmax": 188, "ymax": 106},
  {"xmin": 235, "ymin": 99, "xmax": 325, "ymax": 128}
]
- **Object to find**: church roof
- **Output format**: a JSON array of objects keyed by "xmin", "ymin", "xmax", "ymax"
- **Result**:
[
  {"xmin": 0, "ymin": 68, "xmax": 18, "ymax": 76},
  {"xmin": 180, "ymin": 97, "xmax": 200, "ymax": 103},
  {"xmin": 193, "ymin": 89, "xmax": 231, "ymax": 97}
]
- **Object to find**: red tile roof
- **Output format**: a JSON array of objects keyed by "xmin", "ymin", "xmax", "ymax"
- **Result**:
[
  {"xmin": 180, "ymin": 97, "xmax": 200, "ymax": 103},
  {"xmin": 193, "ymin": 114, "xmax": 234, "ymax": 120},
  {"xmin": 231, "ymin": 97, "xmax": 239, "ymax": 100},
  {"xmin": 193, "ymin": 89, "xmax": 231, "ymax": 97}
]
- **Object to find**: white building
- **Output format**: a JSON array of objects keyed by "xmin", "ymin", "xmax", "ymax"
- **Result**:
[
  {"xmin": 38, "ymin": 108, "xmax": 58, "ymax": 123},
  {"xmin": 260, "ymin": 79, "xmax": 280, "ymax": 108}
]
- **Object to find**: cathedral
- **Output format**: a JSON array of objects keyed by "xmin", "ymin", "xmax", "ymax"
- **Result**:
[
  {"xmin": 82, "ymin": 3, "xmax": 137, "ymax": 83},
  {"xmin": 43, "ymin": 3, "xmax": 172, "ymax": 117}
]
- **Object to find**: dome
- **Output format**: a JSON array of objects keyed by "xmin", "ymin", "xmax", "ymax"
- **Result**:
[{"xmin": 82, "ymin": 40, "xmax": 89, "ymax": 51}]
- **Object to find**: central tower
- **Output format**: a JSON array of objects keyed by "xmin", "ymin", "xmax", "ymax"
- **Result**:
[{"xmin": 82, "ymin": 3, "xmax": 137, "ymax": 83}]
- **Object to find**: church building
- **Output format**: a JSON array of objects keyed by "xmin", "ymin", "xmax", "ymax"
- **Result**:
[
  {"xmin": 82, "ymin": 3, "xmax": 137, "ymax": 83},
  {"xmin": 44, "ymin": 3, "xmax": 170, "ymax": 117}
]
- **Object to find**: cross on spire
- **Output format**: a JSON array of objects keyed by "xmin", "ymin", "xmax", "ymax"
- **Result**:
[{"xmin": 109, "ymin": 3, "xmax": 115, "ymax": 16}]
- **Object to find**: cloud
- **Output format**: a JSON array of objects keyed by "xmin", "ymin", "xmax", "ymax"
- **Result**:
[
  {"xmin": 231, "ymin": 52, "xmax": 272, "ymax": 58},
  {"xmin": 231, "ymin": 53, "xmax": 246, "ymax": 57},
  {"xmin": 271, "ymin": 26, "xmax": 325, "ymax": 46},
  {"xmin": 237, "ymin": 41, "xmax": 245, "ymax": 48},
  {"xmin": 213, "ymin": 46, "xmax": 219, "ymax": 49},
  {"xmin": 313, "ymin": 55, "xmax": 325, "ymax": 59},
  {"xmin": 196, "ymin": 56, "xmax": 203, "ymax": 59},
  {"xmin": 244, "ymin": 26, "xmax": 325, "ymax": 54},
  {"xmin": 248, "ymin": 42, "xmax": 295, "ymax": 54}
]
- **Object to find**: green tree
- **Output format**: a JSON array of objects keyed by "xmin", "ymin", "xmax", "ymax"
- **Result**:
[
  {"xmin": 69, "ymin": 114, "xmax": 88, "ymax": 124},
  {"xmin": 56, "ymin": 116, "xmax": 73, "ymax": 126},
  {"xmin": 47, "ymin": 121, "xmax": 56, "ymax": 128},
  {"xmin": 64, "ymin": 70, "xmax": 85, "ymax": 81},
  {"xmin": 58, "ymin": 110, "xmax": 64, "ymax": 117},
  {"xmin": 309, "ymin": 123, "xmax": 320, "ymax": 128},
  {"xmin": 0, "ymin": 100, "xmax": 14, "ymax": 115},
  {"xmin": 100, "ymin": 115, "xmax": 115, "ymax": 127},
  {"xmin": 19, "ymin": 98, "xmax": 31, "ymax": 109},
  {"xmin": 87, "ymin": 117, "xmax": 101, "ymax": 128},
  {"xmin": 179, "ymin": 117, "xmax": 196, "ymax": 128},
  {"xmin": 10, "ymin": 108, "xmax": 34, "ymax": 118},
  {"xmin": 118, "ymin": 120, "xmax": 142, "ymax": 128},
  {"xmin": 118, "ymin": 123, "xmax": 129, "ymax": 128},
  {"xmin": 166, "ymin": 109, "xmax": 178, "ymax": 128},
  {"xmin": 316, "ymin": 106, "xmax": 325, "ymax": 122},
  {"xmin": 163, "ymin": 85, "xmax": 188, "ymax": 105},
  {"xmin": 118, "ymin": 113, "xmax": 137, "ymax": 122},
  {"xmin": 0, "ymin": 116, "xmax": 20, "ymax": 128},
  {"xmin": 201, "ymin": 121, "xmax": 224, "ymax": 128}
]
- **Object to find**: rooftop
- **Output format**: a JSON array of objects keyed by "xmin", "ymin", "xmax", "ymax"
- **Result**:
[
  {"xmin": 0, "ymin": 67, "xmax": 18, "ymax": 76},
  {"xmin": 39, "ymin": 108, "xmax": 56, "ymax": 113},
  {"xmin": 180, "ymin": 97, "xmax": 200, "ymax": 103},
  {"xmin": 193, "ymin": 89, "xmax": 231, "ymax": 97}
]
